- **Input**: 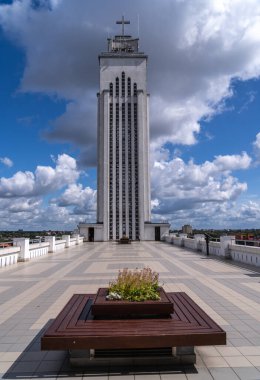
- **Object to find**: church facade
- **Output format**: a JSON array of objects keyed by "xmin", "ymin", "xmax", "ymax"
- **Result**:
[{"xmin": 79, "ymin": 19, "xmax": 170, "ymax": 241}]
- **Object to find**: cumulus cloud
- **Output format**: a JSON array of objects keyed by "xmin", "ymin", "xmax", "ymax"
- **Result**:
[
  {"xmin": 0, "ymin": 153, "xmax": 79, "ymax": 198},
  {"xmin": 0, "ymin": 200, "xmax": 85, "ymax": 230},
  {"xmin": 151, "ymin": 151, "xmax": 250, "ymax": 219},
  {"xmin": 0, "ymin": 182, "xmax": 97, "ymax": 230},
  {"xmin": 1, "ymin": 0, "xmax": 260, "ymax": 161},
  {"xmin": 153, "ymin": 200, "xmax": 260, "ymax": 230},
  {"xmin": 0, "ymin": 157, "xmax": 13, "ymax": 168},
  {"xmin": 0, "ymin": 152, "xmax": 98, "ymax": 229},
  {"xmin": 53, "ymin": 183, "xmax": 96, "ymax": 215}
]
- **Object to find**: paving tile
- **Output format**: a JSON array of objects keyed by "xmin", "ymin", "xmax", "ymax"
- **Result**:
[
  {"xmin": 0, "ymin": 352, "xmax": 22, "ymax": 361},
  {"xmin": 36, "ymin": 360, "xmax": 64, "ymax": 373},
  {"xmin": 224, "ymin": 355, "xmax": 253, "ymax": 367},
  {"xmin": 160, "ymin": 374, "xmax": 187, "ymax": 380},
  {"xmin": 186, "ymin": 366, "xmax": 213, "ymax": 379},
  {"xmin": 196, "ymin": 346, "xmax": 221, "ymax": 357},
  {"xmin": 202, "ymin": 356, "xmax": 229, "ymax": 368},
  {"xmin": 229, "ymin": 338, "xmax": 253, "ymax": 346},
  {"xmin": 134, "ymin": 375, "xmax": 160, "ymax": 380},
  {"xmin": 237, "ymin": 346, "xmax": 260, "ymax": 355},
  {"xmin": 44, "ymin": 350, "xmax": 67, "ymax": 361},
  {"xmin": 20, "ymin": 351, "xmax": 47, "ymax": 361},
  {"xmin": 215, "ymin": 346, "xmax": 241, "ymax": 356},
  {"xmin": 0, "ymin": 362, "xmax": 12, "ymax": 373},
  {"xmin": 209, "ymin": 367, "xmax": 240, "ymax": 380},
  {"xmin": 11, "ymin": 360, "xmax": 39, "ymax": 373},
  {"xmin": 108, "ymin": 376, "xmax": 134, "ymax": 380},
  {"xmin": 233, "ymin": 366, "xmax": 260, "ymax": 380},
  {"xmin": 1, "ymin": 242, "xmax": 260, "ymax": 379},
  {"xmin": 246, "ymin": 356, "xmax": 260, "ymax": 366}
]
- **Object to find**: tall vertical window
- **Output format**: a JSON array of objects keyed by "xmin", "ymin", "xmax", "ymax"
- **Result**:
[
  {"xmin": 109, "ymin": 101, "xmax": 113, "ymax": 240},
  {"xmin": 128, "ymin": 102, "xmax": 132, "ymax": 240},
  {"xmin": 134, "ymin": 95, "xmax": 139, "ymax": 240},
  {"xmin": 122, "ymin": 72, "xmax": 125, "ymax": 97},
  {"xmin": 134, "ymin": 83, "xmax": 137, "ymax": 96},
  {"xmin": 116, "ymin": 102, "xmax": 119, "ymax": 239},
  {"xmin": 127, "ymin": 77, "xmax": 131, "ymax": 96},
  {"xmin": 109, "ymin": 82, "xmax": 113, "ymax": 96},
  {"xmin": 122, "ymin": 102, "xmax": 126, "ymax": 234},
  {"xmin": 116, "ymin": 77, "xmax": 119, "ymax": 97}
]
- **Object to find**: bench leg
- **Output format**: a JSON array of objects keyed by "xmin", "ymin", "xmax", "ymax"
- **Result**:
[
  {"xmin": 69, "ymin": 347, "xmax": 196, "ymax": 367},
  {"xmin": 69, "ymin": 349, "xmax": 95, "ymax": 366},
  {"xmin": 174, "ymin": 346, "xmax": 196, "ymax": 364}
]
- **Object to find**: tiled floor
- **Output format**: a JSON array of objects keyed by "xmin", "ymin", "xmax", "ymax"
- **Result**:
[{"xmin": 0, "ymin": 241, "xmax": 260, "ymax": 379}]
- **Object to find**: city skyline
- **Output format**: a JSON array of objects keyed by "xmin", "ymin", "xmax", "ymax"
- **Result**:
[{"xmin": 0, "ymin": 0, "xmax": 260, "ymax": 230}]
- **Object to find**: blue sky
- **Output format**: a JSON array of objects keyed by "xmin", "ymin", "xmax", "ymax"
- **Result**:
[{"xmin": 0, "ymin": 0, "xmax": 260, "ymax": 230}]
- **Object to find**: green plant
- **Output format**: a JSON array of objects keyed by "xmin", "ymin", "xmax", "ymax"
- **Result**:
[{"xmin": 108, "ymin": 267, "xmax": 160, "ymax": 301}]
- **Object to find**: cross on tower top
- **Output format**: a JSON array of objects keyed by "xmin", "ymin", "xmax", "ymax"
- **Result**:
[{"xmin": 116, "ymin": 16, "xmax": 130, "ymax": 36}]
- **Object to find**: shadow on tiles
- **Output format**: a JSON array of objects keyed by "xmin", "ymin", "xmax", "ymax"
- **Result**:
[{"xmin": 3, "ymin": 322, "xmax": 197, "ymax": 378}]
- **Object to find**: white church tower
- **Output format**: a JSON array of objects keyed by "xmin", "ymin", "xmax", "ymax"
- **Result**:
[
  {"xmin": 79, "ymin": 18, "xmax": 169, "ymax": 241},
  {"xmin": 97, "ymin": 17, "xmax": 151, "ymax": 241}
]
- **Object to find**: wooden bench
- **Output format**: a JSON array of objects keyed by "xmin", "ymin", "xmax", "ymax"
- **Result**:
[{"xmin": 41, "ymin": 292, "xmax": 226, "ymax": 366}]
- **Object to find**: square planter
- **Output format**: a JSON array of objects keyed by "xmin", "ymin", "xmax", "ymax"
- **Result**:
[{"xmin": 91, "ymin": 287, "xmax": 174, "ymax": 317}]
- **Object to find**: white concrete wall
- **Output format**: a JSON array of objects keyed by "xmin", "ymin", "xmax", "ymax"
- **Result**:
[
  {"xmin": 0, "ymin": 247, "xmax": 20, "ymax": 267},
  {"xmin": 144, "ymin": 224, "xmax": 170, "ymax": 241},
  {"xmin": 70, "ymin": 238, "xmax": 77, "ymax": 246},
  {"xmin": 163, "ymin": 235, "xmax": 260, "ymax": 268},
  {"xmin": 29, "ymin": 242, "xmax": 49, "ymax": 259},
  {"xmin": 55, "ymin": 240, "xmax": 66, "ymax": 251},
  {"xmin": 1, "ymin": 235, "xmax": 84, "ymax": 268},
  {"xmin": 183, "ymin": 238, "xmax": 198, "ymax": 250},
  {"xmin": 144, "ymin": 225, "xmax": 156, "ymax": 240},
  {"xmin": 172, "ymin": 237, "xmax": 184, "ymax": 247},
  {"xmin": 230, "ymin": 244, "xmax": 260, "ymax": 267},
  {"xmin": 208, "ymin": 241, "xmax": 221, "ymax": 256},
  {"xmin": 78, "ymin": 225, "xmax": 104, "ymax": 242}
]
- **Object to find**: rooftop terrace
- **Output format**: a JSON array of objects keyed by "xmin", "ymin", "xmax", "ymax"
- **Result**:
[{"xmin": 0, "ymin": 241, "xmax": 260, "ymax": 379}]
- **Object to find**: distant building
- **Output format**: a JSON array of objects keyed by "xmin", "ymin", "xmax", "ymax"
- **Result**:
[
  {"xmin": 79, "ymin": 18, "xmax": 170, "ymax": 241},
  {"xmin": 182, "ymin": 225, "xmax": 193, "ymax": 234},
  {"xmin": 235, "ymin": 233, "xmax": 254, "ymax": 241}
]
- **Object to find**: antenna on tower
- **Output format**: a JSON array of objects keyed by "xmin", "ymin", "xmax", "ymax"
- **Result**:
[{"xmin": 137, "ymin": 14, "xmax": 140, "ymax": 38}]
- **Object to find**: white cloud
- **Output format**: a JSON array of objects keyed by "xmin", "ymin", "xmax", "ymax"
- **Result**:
[
  {"xmin": 0, "ymin": 153, "xmax": 79, "ymax": 198},
  {"xmin": 155, "ymin": 200, "xmax": 260, "ymax": 230},
  {"xmin": 0, "ymin": 152, "xmax": 97, "ymax": 229},
  {"xmin": 213, "ymin": 152, "xmax": 251, "ymax": 171},
  {"xmin": 151, "ymin": 151, "xmax": 250, "ymax": 218},
  {"xmin": 1, "ymin": 1, "xmax": 260, "ymax": 229},
  {"xmin": 0, "ymin": 157, "xmax": 13, "ymax": 168},
  {"xmin": 53, "ymin": 183, "xmax": 96, "ymax": 215},
  {"xmin": 1, "ymin": 0, "xmax": 260, "ymax": 160},
  {"xmin": 0, "ymin": 200, "xmax": 84, "ymax": 231}
]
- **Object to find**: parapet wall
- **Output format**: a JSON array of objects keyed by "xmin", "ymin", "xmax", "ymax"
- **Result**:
[
  {"xmin": 0, "ymin": 235, "xmax": 84, "ymax": 268},
  {"xmin": 162, "ymin": 234, "xmax": 260, "ymax": 267}
]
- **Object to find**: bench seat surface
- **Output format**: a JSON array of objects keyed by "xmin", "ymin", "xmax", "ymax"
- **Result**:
[{"xmin": 41, "ymin": 292, "xmax": 226, "ymax": 350}]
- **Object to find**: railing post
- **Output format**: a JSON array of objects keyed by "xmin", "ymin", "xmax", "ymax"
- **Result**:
[
  {"xmin": 62, "ymin": 235, "xmax": 71, "ymax": 248},
  {"xmin": 73, "ymin": 234, "xmax": 80, "ymax": 245},
  {"xmin": 45, "ymin": 236, "xmax": 56, "ymax": 253},
  {"xmin": 220, "ymin": 236, "xmax": 235, "ymax": 258},
  {"xmin": 13, "ymin": 238, "xmax": 30, "ymax": 261},
  {"xmin": 194, "ymin": 234, "xmax": 205, "ymax": 252}
]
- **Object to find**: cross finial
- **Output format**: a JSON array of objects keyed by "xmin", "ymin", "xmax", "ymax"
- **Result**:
[{"xmin": 116, "ymin": 16, "xmax": 130, "ymax": 36}]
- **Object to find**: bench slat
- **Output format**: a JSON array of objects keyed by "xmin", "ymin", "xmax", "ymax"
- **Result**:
[{"xmin": 41, "ymin": 292, "xmax": 226, "ymax": 350}]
